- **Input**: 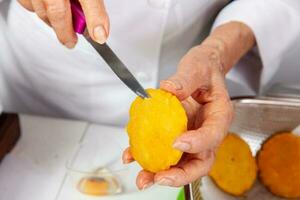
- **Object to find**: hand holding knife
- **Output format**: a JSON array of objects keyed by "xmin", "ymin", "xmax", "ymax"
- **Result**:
[{"xmin": 70, "ymin": 0, "xmax": 149, "ymax": 99}]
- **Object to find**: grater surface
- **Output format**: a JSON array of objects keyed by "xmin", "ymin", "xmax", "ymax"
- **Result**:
[{"xmin": 187, "ymin": 97, "xmax": 300, "ymax": 200}]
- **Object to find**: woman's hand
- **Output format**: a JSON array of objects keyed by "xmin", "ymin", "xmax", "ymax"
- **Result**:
[
  {"xmin": 122, "ymin": 45, "xmax": 233, "ymax": 189},
  {"xmin": 122, "ymin": 22, "xmax": 255, "ymax": 189},
  {"xmin": 18, "ymin": 0, "xmax": 109, "ymax": 48}
]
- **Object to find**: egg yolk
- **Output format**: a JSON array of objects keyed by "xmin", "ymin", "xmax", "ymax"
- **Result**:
[{"xmin": 78, "ymin": 177, "xmax": 109, "ymax": 196}]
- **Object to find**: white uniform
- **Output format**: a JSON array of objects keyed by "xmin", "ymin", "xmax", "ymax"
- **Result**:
[{"xmin": 0, "ymin": 0, "xmax": 300, "ymax": 126}]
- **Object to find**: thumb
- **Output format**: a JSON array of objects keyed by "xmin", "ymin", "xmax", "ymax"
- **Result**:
[
  {"xmin": 160, "ymin": 75, "xmax": 194, "ymax": 101},
  {"xmin": 160, "ymin": 46, "xmax": 213, "ymax": 100},
  {"xmin": 160, "ymin": 45, "xmax": 225, "ymax": 101},
  {"xmin": 160, "ymin": 64, "xmax": 210, "ymax": 101},
  {"xmin": 79, "ymin": 0, "xmax": 110, "ymax": 44}
]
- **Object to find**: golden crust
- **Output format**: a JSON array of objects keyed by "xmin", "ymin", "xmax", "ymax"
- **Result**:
[
  {"xmin": 257, "ymin": 132, "xmax": 300, "ymax": 198},
  {"xmin": 209, "ymin": 134, "xmax": 257, "ymax": 196},
  {"xmin": 127, "ymin": 88, "xmax": 187, "ymax": 173}
]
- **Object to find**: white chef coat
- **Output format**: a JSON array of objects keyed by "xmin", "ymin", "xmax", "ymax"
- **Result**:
[{"xmin": 0, "ymin": 0, "xmax": 300, "ymax": 126}]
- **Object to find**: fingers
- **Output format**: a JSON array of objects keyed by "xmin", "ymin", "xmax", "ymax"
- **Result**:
[
  {"xmin": 79, "ymin": 0, "xmax": 109, "ymax": 44},
  {"xmin": 173, "ymin": 99, "xmax": 232, "ymax": 153},
  {"xmin": 160, "ymin": 47, "xmax": 212, "ymax": 101},
  {"xmin": 19, "ymin": 0, "xmax": 110, "ymax": 47},
  {"xmin": 122, "ymin": 147, "xmax": 134, "ymax": 164},
  {"xmin": 123, "ymin": 149, "xmax": 155, "ymax": 190},
  {"xmin": 19, "ymin": 0, "xmax": 110, "ymax": 46},
  {"xmin": 173, "ymin": 75, "xmax": 232, "ymax": 153},
  {"xmin": 136, "ymin": 170, "xmax": 155, "ymax": 190},
  {"xmin": 45, "ymin": 0, "xmax": 77, "ymax": 48},
  {"xmin": 181, "ymin": 97, "xmax": 201, "ymax": 130},
  {"xmin": 122, "ymin": 149, "xmax": 154, "ymax": 190},
  {"xmin": 31, "ymin": 0, "xmax": 49, "ymax": 25},
  {"xmin": 18, "ymin": 0, "xmax": 34, "ymax": 11},
  {"xmin": 155, "ymin": 151, "xmax": 214, "ymax": 187},
  {"xmin": 19, "ymin": 0, "xmax": 77, "ymax": 48}
]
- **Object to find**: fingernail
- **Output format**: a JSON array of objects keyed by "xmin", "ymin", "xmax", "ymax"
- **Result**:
[
  {"xmin": 173, "ymin": 80, "xmax": 183, "ymax": 90},
  {"xmin": 173, "ymin": 141, "xmax": 191, "ymax": 151},
  {"xmin": 65, "ymin": 41, "xmax": 76, "ymax": 49},
  {"xmin": 142, "ymin": 182, "xmax": 154, "ymax": 190},
  {"xmin": 123, "ymin": 158, "xmax": 133, "ymax": 164},
  {"xmin": 163, "ymin": 80, "xmax": 183, "ymax": 90},
  {"xmin": 157, "ymin": 178, "xmax": 174, "ymax": 186},
  {"xmin": 94, "ymin": 26, "xmax": 107, "ymax": 44}
]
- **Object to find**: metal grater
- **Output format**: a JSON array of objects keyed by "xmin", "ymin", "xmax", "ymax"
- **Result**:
[
  {"xmin": 185, "ymin": 96, "xmax": 300, "ymax": 200},
  {"xmin": 191, "ymin": 179, "xmax": 202, "ymax": 200}
]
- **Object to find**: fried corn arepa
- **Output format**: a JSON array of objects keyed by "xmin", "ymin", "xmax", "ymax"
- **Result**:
[
  {"xmin": 127, "ymin": 88, "xmax": 187, "ymax": 173},
  {"xmin": 257, "ymin": 132, "xmax": 300, "ymax": 198},
  {"xmin": 209, "ymin": 134, "xmax": 257, "ymax": 196}
]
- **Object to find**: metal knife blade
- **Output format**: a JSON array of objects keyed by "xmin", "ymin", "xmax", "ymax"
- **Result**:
[
  {"xmin": 70, "ymin": 0, "xmax": 148, "ymax": 98},
  {"xmin": 85, "ymin": 36, "xmax": 149, "ymax": 99}
]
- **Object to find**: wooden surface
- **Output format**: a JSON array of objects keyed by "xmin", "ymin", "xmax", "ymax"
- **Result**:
[{"xmin": 0, "ymin": 113, "xmax": 20, "ymax": 162}]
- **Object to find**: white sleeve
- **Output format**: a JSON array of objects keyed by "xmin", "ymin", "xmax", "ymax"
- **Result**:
[
  {"xmin": 0, "ymin": 14, "xmax": 4, "ymax": 115},
  {"xmin": 0, "ymin": 98, "xmax": 2, "ymax": 115},
  {"xmin": 212, "ymin": 0, "xmax": 300, "ymax": 94},
  {"xmin": 0, "ymin": 94, "xmax": 2, "ymax": 113}
]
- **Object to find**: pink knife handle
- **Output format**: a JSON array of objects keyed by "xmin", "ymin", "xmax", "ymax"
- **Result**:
[{"xmin": 71, "ymin": 0, "xmax": 86, "ymax": 34}]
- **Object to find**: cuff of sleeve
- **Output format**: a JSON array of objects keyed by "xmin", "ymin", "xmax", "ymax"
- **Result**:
[{"xmin": 212, "ymin": 0, "xmax": 300, "ymax": 89}]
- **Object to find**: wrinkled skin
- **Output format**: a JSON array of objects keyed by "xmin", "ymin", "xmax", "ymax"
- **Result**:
[
  {"xmin": 18, "ymin": 0, "xmax": 254, "ymax": 189},
  {"xmin": 18, "ymin": 0, "xmax": 109, "ymax": 48},
  {"xmin": 123, "ymin": 45, "xmax": 234, "ymax": 189}
]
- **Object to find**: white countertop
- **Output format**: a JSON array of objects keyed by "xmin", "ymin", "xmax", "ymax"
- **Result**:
[{"xmin": 0, "ymin": 115, "xmax": 180, "ymax": 200}]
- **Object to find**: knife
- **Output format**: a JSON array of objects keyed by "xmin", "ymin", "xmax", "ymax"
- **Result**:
[{"xmin": 70, "ymin": 0, "xmax": 149, "ymax": 99}]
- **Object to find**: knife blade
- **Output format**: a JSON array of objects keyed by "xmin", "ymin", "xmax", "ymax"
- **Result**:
[
  {"xmin": 71, "ymin": 0, "xmax": 149, "ymax": 99},
  {"xmin": 86, "ymin": 38, "xmax": 149, "ymax": 99}
]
